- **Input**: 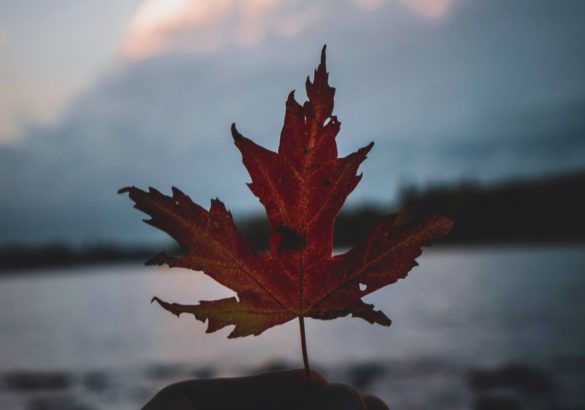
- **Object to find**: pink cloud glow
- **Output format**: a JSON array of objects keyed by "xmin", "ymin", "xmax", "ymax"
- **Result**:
[
  {"xmin": 400, "ymin": 0, "xmax": 452, "ymax": 18},
  {"xmin": 357, "ymin": 0, "xmax": 454, "ymax": 17},
  {"xmin": 121, "ymin": 0, "xmax": 454, "ymax": 60},
  {"xmin": 121, "ymin": 0, "xmax": 321, "ymax": 60}
]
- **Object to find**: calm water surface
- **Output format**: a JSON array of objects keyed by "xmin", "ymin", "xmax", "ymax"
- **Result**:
[{"xmin": 1, "ymin": 245, "xmax": 584, "ymax": 409}]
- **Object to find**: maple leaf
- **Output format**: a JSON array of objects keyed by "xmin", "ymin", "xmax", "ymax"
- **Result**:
[{"xmin": 119, "ymin": 46, "xmax": 453, "ymax": 341}]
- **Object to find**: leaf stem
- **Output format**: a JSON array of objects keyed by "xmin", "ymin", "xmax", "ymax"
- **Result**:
[{"xmin": 298, "ymin": 315, "xmax": 311, "ymax": 382}]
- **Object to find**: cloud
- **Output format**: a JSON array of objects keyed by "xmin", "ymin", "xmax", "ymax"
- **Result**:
[
  {"xmin": 0, "ymin": 24, "xmax": 7, "ymax": 47},
  {"xmin": 399, "ymin": 0, "xmax": 454, "ymax": 18},
  {"xmin": 121, "ymin": 0, "xmax": 321, "ymax": 60},
  {"xmin": 121, "ymin": 0, "xmax": 456, "ymax": 61},
  {"xmin": 356, "ymin": 0, "xmax": 455, "ymax": 18}
]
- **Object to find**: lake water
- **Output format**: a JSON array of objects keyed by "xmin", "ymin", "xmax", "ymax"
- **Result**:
[{"xmin": 0, "ymin": 245, "xmax": 584, "ymax": 409}]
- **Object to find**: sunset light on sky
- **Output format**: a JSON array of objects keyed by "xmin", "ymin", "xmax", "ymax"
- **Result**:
[
  {"xmin": 0, "ymin": 0, "xmax": 457, "ymax": 142},
  {"xmin": 121, "ymin": 0, "xmax": 455, "ymax": 60}
]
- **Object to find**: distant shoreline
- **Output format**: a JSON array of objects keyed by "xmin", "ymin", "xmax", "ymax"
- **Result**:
[
  {"xmin": 2, "ymin": 170, "xmax": 583, "ymax": 273},
  {"xmin": 2, "ymin": 241, "xmax": 585, "ymax": 275}
]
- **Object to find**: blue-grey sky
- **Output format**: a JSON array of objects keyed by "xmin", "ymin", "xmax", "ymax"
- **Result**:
[
  {"xmin": 1, "ymin": 0, "xmax": 584, "ymax": 245},
  {"xmin": 0, "ymin": 0, "xmax": 140, "ymax": 140}
]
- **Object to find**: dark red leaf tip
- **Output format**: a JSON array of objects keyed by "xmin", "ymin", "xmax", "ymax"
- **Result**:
[{"xmin": 231, "ymin": 123, "xmax": 243, "ymax": 142}]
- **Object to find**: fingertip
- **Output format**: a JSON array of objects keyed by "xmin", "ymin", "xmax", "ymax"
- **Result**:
[
  {"xmin": 308, "ymin": 369, "xmax": 328, "ymax": 386},
  {"xmin": 142, "ymin": 382, "xmax": 195, "ymax": 410},
  {"xmin": 364, "ymin": 394, "xmax": 390, "ymax": 410}
]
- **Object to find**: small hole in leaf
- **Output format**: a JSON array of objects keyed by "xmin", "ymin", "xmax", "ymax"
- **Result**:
[
  {"xmin": 323, "ymin": 117, "xmax": 331, "ymax": 126},
  {"xmin": 359, "ymin": 283, "xmax": 367, "ymax": 292}
]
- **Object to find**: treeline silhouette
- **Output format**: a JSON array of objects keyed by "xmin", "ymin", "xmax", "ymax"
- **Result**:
[
  {"xmin": 1, "ymin": 170, "xmax": 583, "ymax": 271},
  {"xmin": 239, "ymin": 170, "xmax": 585, "ymax": 248},
  {"xmin": 397, "ymin": 170, "xmax": 585, "ymax": 245},
  {"xmin": 0, "ymin": 244, "xmax": 155, "ymax": 272}
]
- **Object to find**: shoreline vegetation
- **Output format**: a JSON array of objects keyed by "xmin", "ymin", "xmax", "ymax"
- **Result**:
[{"xmin": 1, "ymin": 170, "xmax": 583, "ymax": 273}]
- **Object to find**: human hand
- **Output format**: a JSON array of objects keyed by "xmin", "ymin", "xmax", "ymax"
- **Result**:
[{"xmin": 142, "ymin": 368, "xmax": 389, "ymax": 410}]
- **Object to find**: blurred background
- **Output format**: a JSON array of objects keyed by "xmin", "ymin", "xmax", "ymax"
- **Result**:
[{"xmin": 1, "ymin": 0, "xmax": 584, "ymax": 409}]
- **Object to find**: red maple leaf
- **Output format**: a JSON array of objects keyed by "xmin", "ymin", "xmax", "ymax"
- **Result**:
[{"xmin": 120, "ymin": 47, "xmax": 453, "ymax": 347}]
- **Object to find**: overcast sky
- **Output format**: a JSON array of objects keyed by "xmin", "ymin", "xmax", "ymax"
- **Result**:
[{"xmin": 1, "ymin": 0, "xmax": 584, "ymax": 245}]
